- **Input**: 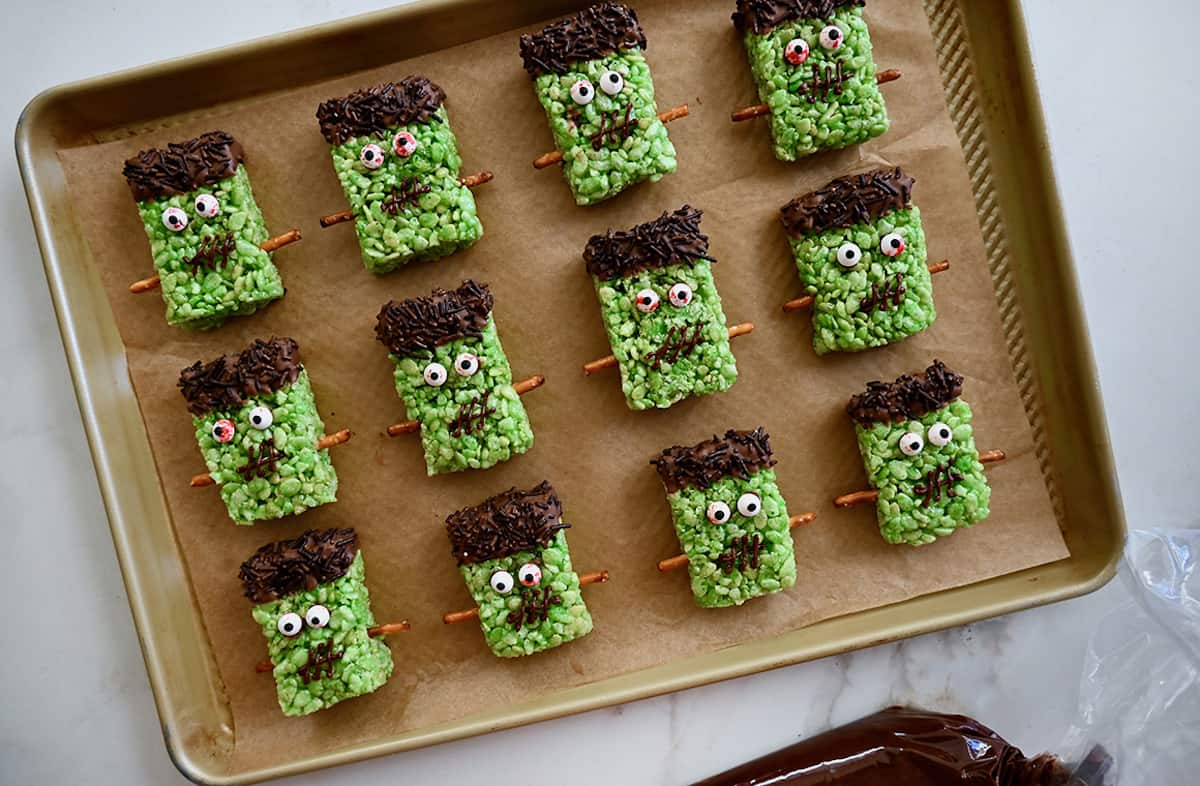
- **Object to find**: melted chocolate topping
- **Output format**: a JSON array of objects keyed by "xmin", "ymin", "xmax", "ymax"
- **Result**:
[
  {"xmin": 122, "ymin": 130, "xmax": 245, "ymax": 202},
  {"xmin": 375, "ymin": 280, "xmax": 494, "ymax": 359},
  {"xmin": 520, "ymin": 2, "xmax": 648, "ymax": 77},
  {"xmin": 239, "ymin": 528, "xmax": 359, "ymax": 604},
  {"xmin": 316, "ymin": 77, "xmax": 447, "ymax": 145},
  {"xmin": 652, "ymin": 428, "xmax": 776, "ymax": 494},
  {"xmin": 733, "ymin": 0, "xmax": 864, "ymax": 35},
  {"xmin": 846, "ymin": 359, "xmax": 964, "ymax": 427},
  {"xmin": 780, "ymin": 167, "xmax": 914, "ymax": 238},
  {"xmin": 178, "ymin": 337, "xmax": 303, "ymax": 417},
  {"xmin": 584, "ymin": 205, "xmax": 713, "ymax": 281},
  {"xmin": 446, "ymin": 481, "xmax": 569, "ymax": 565}
]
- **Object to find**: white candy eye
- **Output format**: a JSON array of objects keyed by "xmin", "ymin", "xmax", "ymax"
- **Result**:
[
  {"xmin": 162, "ymin": 206, "xmax": 188, "ymax": 232},
  {"xmin": 305, "ymin": 604, "xmax": 331, "ymax": 629},
  {"xmin": 819, "ymin": 24, "xmax": 844, "ymax": 49},
  {"xmin": 599, "ymin": 70, "xmax": 625, "ymax": 95},
  {"xmin": 518, "ymin": 563, "xmax": 542, "ymax": 587},
  {"xmin": 668, "ymin": 282, "xmax": 693, "ymax": 307},
  {"xmin": 490, "ymin": 570, "xmax": 515, "ymax": 594},
  {"xmin": 423, "ymin": 362, "xmax": 448, "ymax": 387},
  {"xmin": 635, "ymin": 288, "xmax": 660, "ymax": 313},
  {"xmin": 928, "ymin": 422, "xmax": 953, "ymax": 447},
  {"xmin": 393, "ymin": 131, "xmax": 419, "ymax": 157},
  {"xmin": 836, "ymin": 242, "xmax": 862, "ymax": 268},
  {"xmin": 248, "ymin": 406, "xmax": 273, "ymax": 430},
  {"xmin": 880, "ymin": 232, "xmax": 905, "ymax": 257},
  {"xmin": 454, "ymin": 353, "xmax": 480, "ymax": 376},
  {"xmin": 899, "ymin": 431, "xmax": 925, "ymax": 456},
  {"xmin": 211, "ymin": 419, "xmax": 235, "ymax": 444},
  {"xmin": 360, "ymin": 142, "xmax": 385, "ymax": 169},
  {"xmin": 194, "ymin": 194, "xmax": 220, "ymax": 218},
  {"xmin": 736, "ymin": 492, "xmax": 762, "ymax": 518},
  {"xmin": 570, "ymin": 78, "xmax": 595, "ymax": 105},
  {"xmin": 706, "ymin": 501, "xmax": 732, "ymax": 525},
  {"xmin": 277, "ymin": 612, "xmax": 303, "ymax": 637},
  {"xmin": 784, "ymin": 37, "xmax": 810, "ymax": 65}
]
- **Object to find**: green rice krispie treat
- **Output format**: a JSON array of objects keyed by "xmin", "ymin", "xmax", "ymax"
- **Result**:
[
  {"xmin": 732, "ymin": 0, "xmax": 889, "ymax": 161},
  {"xmin": 781, "ymin": 168, "xmax": 935, "ymax": 354},
  {"xmin": 445, "ymin": 482, "xmax": 595, "ymax": 658},
  {"xmin": 651, "ymin": 428, "xmax": 797, "ymax": 608},
  {"xmin": 376, "ymin": 280, "xmax": 535, "ymax": 476},
  {"xmin": 122, "ymin": 131, "xmax": 287, "ymax": 329},
  {"xmin": 316, "ymin": 77, "xmax": 483, "ymax": 273},
  {"xmin": 240, "ymin": 528, "xmax": 396, "ymax": 716},
  {"xmin": 584, "ymin": 205, "xmax": 740, "ymax": 410},
  {"xmin": 520, "ymin": 2, "xmax": 678, "ymax": 205},
  {"xmin": 846, "ymin": 360, "xmax": 991, "ymax": 545},
  {"xmin": 178, "ymin": 337, "xmax": 342, "ymax": 525}
]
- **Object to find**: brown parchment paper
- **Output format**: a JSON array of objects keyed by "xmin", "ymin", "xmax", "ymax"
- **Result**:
[{"xmin": 57, "ymin": 0, "xmax": 1067, "ymax": 769}]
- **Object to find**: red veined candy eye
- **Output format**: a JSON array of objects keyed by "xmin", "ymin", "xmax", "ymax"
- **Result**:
[
  {"xmin": 161, "ymin": 207, "xmax": 188, "ymax": 232},
  {"xmin": 454, "ymin": 353, "xmax": 480, "ymax": 376},
  {"xmin": 393, "ymin": 131, "xmax": 419, "ymax": 157},
  {"xmin": 569, "ymin": 79, "xmax": 595, "ymax": 105},
  {"xmin": 194, "ymin": 194, "xmax": 220, "ymax": 218},
  {"xmin": 819, "ymin": 25, "xmax": 844, "ymax": 50},
  {"xmin": 211, "ymin": 419, "xmax": 235, "ymax": 444},
  {"xmin": 668, "ymin": 282, "xmax": 693, "ymax": 308},
  {"xmin": 518, "ymin": 563, "xmax": 542, "ymax": 587},
  {"xmin": 360, "ymin": 143, "xmax": 385, "ymax": 169},
  {"xmin": 635, "ymin": 288, "xmax": 660, "ymax": 313},
  {"xmin": 784, "ymin": 37, "xmax": 810, "ymax": 65},
  {"xmin": 706, "ymin": 501, "xmax": 732, "ymax": 524},
  {"xmin": 880, "ymin": 232, "xmax": 905, "ymax": 257}
]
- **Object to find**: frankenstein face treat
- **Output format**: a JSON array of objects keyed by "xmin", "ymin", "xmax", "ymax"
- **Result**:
[
  {"xmin": 376, "ymin": 280, "xmax": 538, "ymax": 476},
  {"xmin": 651, "ymin": 429, "xmax": 799, "ymax": 608},
  {"xmin": 316, "ymin": 77, "xmax": 486, "ymax": 274},
  {"xmin": 583, "ymin": 206, "xmax": 752, "ymax": 410},
  {"xmin": 123, "ymin": 131, "xmax": 299, "ymax": 328},
  {"xmin": 179, "ymin": 337, "xmax": 350, "ymax": 525},
  {"xmin": 520, "ymin": 2, "xmax": 684, "ymax": 206},
  {"xmin": 444, "ymin": 482, "xmax": 601, "ymax": 658},
  {"xmin": 731, "ymin": 1, "xmax": 892, "ymax": 161},
  {"xmin": 780, "ymin": 168, "xmax": 940, "ymax": 355},
  {"xmin": 240, "ymin": 529, "xmax": 396, "ymax": 716}
]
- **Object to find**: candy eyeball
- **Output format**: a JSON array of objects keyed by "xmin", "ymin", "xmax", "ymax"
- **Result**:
[
  {"xmin": 784, "ymin": 37, "xmax": 811, "ymax": 65},
  {"xmin": 635, "ymin": 288, "xmax": 660, "ymax": 313},
  {"xmin": 836, "ymin": 242, "xmax": 862, "ymax": 268},
  {"xmin": 490, "ymin": 570, "xmax": 515, "ymax": 594},
  {"xmin": 248, "ymin": 406, "xmax": 273, "ymax": 430},
  {"xmin": 210, "ymin": 419, "xmax": 236, "ymax": 444},
  {"xmin": 194, "ymin": 194, "xmax": 220, "ymax": 218},
  {"xmin": 819, "ymin": 24, "xmax": 844, "ymax": 50},
  {"xmin": 393, "ymin": 131, "xmax": 419, "ymax": 157},
  {"xmin": 599, "ymin": 70, "xmax": 625, "ymax": 96},
  {"xmin": 899, "ymin": 431, "xmax": 925, "ymax": 456},
  {"xmin": 454, "ymin": 352, "xmax": 480, "ymax": 377},
  {"xmin": 736, "ymin": 492, "xmax": 762, "ymax": 518},
  {"xmin": 668, "ymin": 282, "xmax": 694, "ymax": 308},
  {"xmin": 359, "ymin": 142, "xmax": 385, "ymax": 169},
  {"xmin": 880, "ymin": 232, "xmax": 906, "ymax": 257},
  {"xmin": 928, "ymin": 422, "xmax": 954, "ymax": 447},
  {"xmin": 277, "ymin": 612, "xmax": 303, "ymax": 637},
  {"xmin": 304, "ymin": 604, "xmax": 331, "ymax": 629},
  {"xmin": 161, "ymin": 206, "xmax": 188, "ymax": 232},
  {"xmin": 569, "ymin": 78, "xmax": 595, "ymax": 105},
  {"xmin": 423, "ymin": 362, "xmax": 448, "ymax": 387},
  {"xmin": 706, "ymin": 501, "xmax": 732, "ymax": 524},
  {"xmin": 518, "ymin": 563, "xmax": 542, "ymax": 587}
]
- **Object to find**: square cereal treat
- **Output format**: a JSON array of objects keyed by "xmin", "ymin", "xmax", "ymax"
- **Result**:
[
  {"xmin": 122, "ymin": 131, "xmax": 286, "ymax": 329},
  {"xmin": 652, "ymin": 428, "xmax": 797, "ymax": 608},
  {"xmin": 445, "ymin": 482, "xmax": 594, "ymax": 658},
  {"xmin": 316, "ymin": 77, "xmax": 483, "ymax": 274},
  {"xmin": 520, "ymin": 2, "xmax": 678, "ymax": 205},
  {"xmin": 376, "ymin": 280, "xmax": 535, "ymax": 475},
  {"xmin": 240, "ymin": 529, "xmax": 395, "ymax": 716},
  {"xmin": 584, "ymin": 205, "xmax": 740, "ymax": 410},
  {"xmin": 846, "ymin": 361, "xmax": 991, "ymax": 545},
  {"xmin": 781, "ymin": 168, "xmax": 934, "ymax": 354},
  {"xmin": 178, "ymin": 337, "xmax": 341, "ymax": 525},
  {"xmin": 732, "ymin": 0, "xmax": 889, "ymax": 161}
]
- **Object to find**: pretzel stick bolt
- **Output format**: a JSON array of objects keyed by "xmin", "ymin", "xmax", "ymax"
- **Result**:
[
  {"xmin": 731, "ymin": 69, "xmax": 902, "ymax": 122},
  {"xmin": 833, "ymin": 449, "xmax": 1007, "ymax": 508},
  {"xmin": 533, "ymin": 105, "xmax": 690, "ymax": 170},
  {"xmin": 783, "ymin": 260, "xmax": 951, "ymax": 313},
  {"xmin": 129, "ymin": 229, "xmax": 303, "ymax": 294},
  {"xmin": 190, "ymin": 430, "xmax": 352, "ymax": 488},
  {"xmin": 254, "ymin": 620, "xmax": 410, "ymax": 673},
  {"xmin": 442, "ymin": 570, "xmax": 609, "ymax": 624},
  {"xmin": 386, "ymin": 375, "xmax": 545, "ymax": 437},
  {"xmin": 657, "ymin": 511, "xmax": 817, "ymax": 572},
  {"xmin": 583, "ymin": 322, "xmax": 754, "ymax": 376},
  {"xmin": 319, "ymin": 171, "xmax": 495, "ymax": 228}
]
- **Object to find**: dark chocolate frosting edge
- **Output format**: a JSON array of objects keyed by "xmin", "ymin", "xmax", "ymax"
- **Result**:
[
  {"xmin": 239, "ymin": 528, "xmax": 360, "ymax": 604},
  {"xmin": 520, "ymin": 2, "xmax": 647, "ymax": 77},
  {"xmin": 652, "ymin": 428, "xmax": 776, "ymax": 494},
  {"xmin": 446, "ymin": 481, "xmax": 569, "ymax": 565}
]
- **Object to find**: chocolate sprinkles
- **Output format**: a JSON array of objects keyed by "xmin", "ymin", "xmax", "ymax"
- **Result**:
[
  {"xmin": 122, "ymin": 130, "xmax": 245, "ymax": 202},
  {"xmin": 846, "ymin": 360, "xmax": 965, "ymax": 426},
  {"xmin": 239, "ymin": 528, "xmax": 359, "ymax": 604},
  {"xmin": 584, "ymin": 205, "xmax": 713, "ymax": 281},
  {"xmin": 652, "ymin": 428, "xmax": 777, "ymax": 494},
  {"xmin": 520, "ymin": 2, "xmax": 647, "ymax": 77},
  {"xmin": 178, "ymin": 336, "xmax": 303, "ymax": 417},
  {"xmin": 446, "ymin": 481, "xmax": 569, "ymax": 565},
  {"xmin": 780, "ymin": 167, "xmax": 914, "ymax": 238},
  {"xmin": 375, "ymin": 280, "xmax": 494, "ymax": 358},
  {"xmin": 733, "ymin": 0, "xmax": 865, "ymax": 36},
  {"xmin": 316, "ymin": 77, "xmax": 447, "ymax": 145}
]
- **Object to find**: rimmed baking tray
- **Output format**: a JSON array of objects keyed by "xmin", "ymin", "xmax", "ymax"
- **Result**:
[{"xmin": 16, "ymin": 0, "xmax": 1124, "ymax": 782}]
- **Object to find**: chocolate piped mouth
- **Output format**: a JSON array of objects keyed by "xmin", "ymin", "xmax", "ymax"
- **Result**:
[
  {"xmin": 237, "ymin": 441, "xmax": 287, "ymax": 481},
  {"xmin": 716, "ymin": 533, "xmax": 764, "ymax": 574},
  {"xmin": 184, "ymin": 231, "xmax": 237, "ymax": 271},
  {"xmin": 913, "ymin": 462, "xmax": 964, "ymax": 507},
  {"xmin": 645, "ymin": 323, "xmax": 705, "ymax": 370},
  {"xmin": 859, "ymin": 273, "xmax": 906, "ymax": 314},
  {"xmin": 381, "ymin": 177, "xmax": 431, "ymax": 215},
  {"xmin": 586, "ymin": 103, "xmax": 637, "ymax": 150},
  {"xmin": 506, "ymin": 586, "xmax": 562, "ymax": 629},
  {"xmin": 448, "ymin": 391, "xmax": 496, "ymax": 437},
  {"xmin": 298, "ymin": 640, "xmax": 344, "ymax": 684},
  {"xmin": 795, "ymin": 59, "xmax": 852, "ymax": 103}
]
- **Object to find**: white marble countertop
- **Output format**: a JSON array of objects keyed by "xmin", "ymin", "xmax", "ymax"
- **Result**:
[{"xmin": 1, "ymin": 1, "xmax": 1197, "ymax": 783}]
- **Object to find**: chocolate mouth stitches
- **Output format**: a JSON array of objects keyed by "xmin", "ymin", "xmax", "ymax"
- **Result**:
[
  {"xmin": 184, "ymin": 231, "xmax": 237, "ymax": 270},
  {"xmin": 913, "ymin": 462, "xmax": 964, "ymax": 507},
  {"xmin": 645, "ymin": 323, "xmax": 705, "ymax": 370},
  {"xmin": 381, "ymin": 176, "xmax": 432, "ymax": 215},
  {"xmin": 796, "ymin": 60, "xmax": 852, "ymax": 103},
  {"xmin": 506, "ymin": 586, "xmax": 562, "ymax": 629},
  {"xmin": 587, "ymin": 103, "xmax": 637, "ymax": 150},
  {"xmin": 859, "ymin": 273, "xmax": 906, "ymax": 314},
  {"xmin": 237, "ymin": 441, "xmax": 287, "ymax": 480},
  {"xmin": 298, "ymin": 639, "xmax": 344, "ymax": 684},
  {"xmin": 448, "ymin": 391, "xmax": 496, "ymax": 437},
  {"xmin": 717, "ymin": 533, "xmax": 763, "ymax": 574}
]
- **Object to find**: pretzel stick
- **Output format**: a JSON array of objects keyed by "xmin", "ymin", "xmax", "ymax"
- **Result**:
[
  {"xmin": 533, "ymin": 104, "xmax": 690, "ymax": 169},
  {"xmin": 657, "ymin": 511, "xmax": 817, "ymax": 572},
  {"xmin": 583, "ymin": 322, "xmax": 754, "ymax": 376},
  {"xmin": 254, "ymin": 619, "xmax": 410, "ymax": 673},
  {"xmin": 833, "ymin": 449, "xmax": 1007, "ymax": 508},
  {"xmin": 783, "ymin": 260, "xmax": 951, "ymax": 312},
  {"xmin": 442, "ymin": 570, "xmax": 609, "ymax": 624},
  {"xmin": 731, "ymin": 69, "xmax": 903, "ymax": 122},
  {"xmin": 385, "ymin": 375, "xmax": 545, "ymax": 437},
  {"xmin": 190, "ymin": 429, "xmax": 353, "ymax": 488},
  {"xmin": 129, "ymin": 229, "xmax": 303, "ymax": 293},
  {"xmin": 318, "ymin": 171, "xmax": 495, "ymax": 228}
]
